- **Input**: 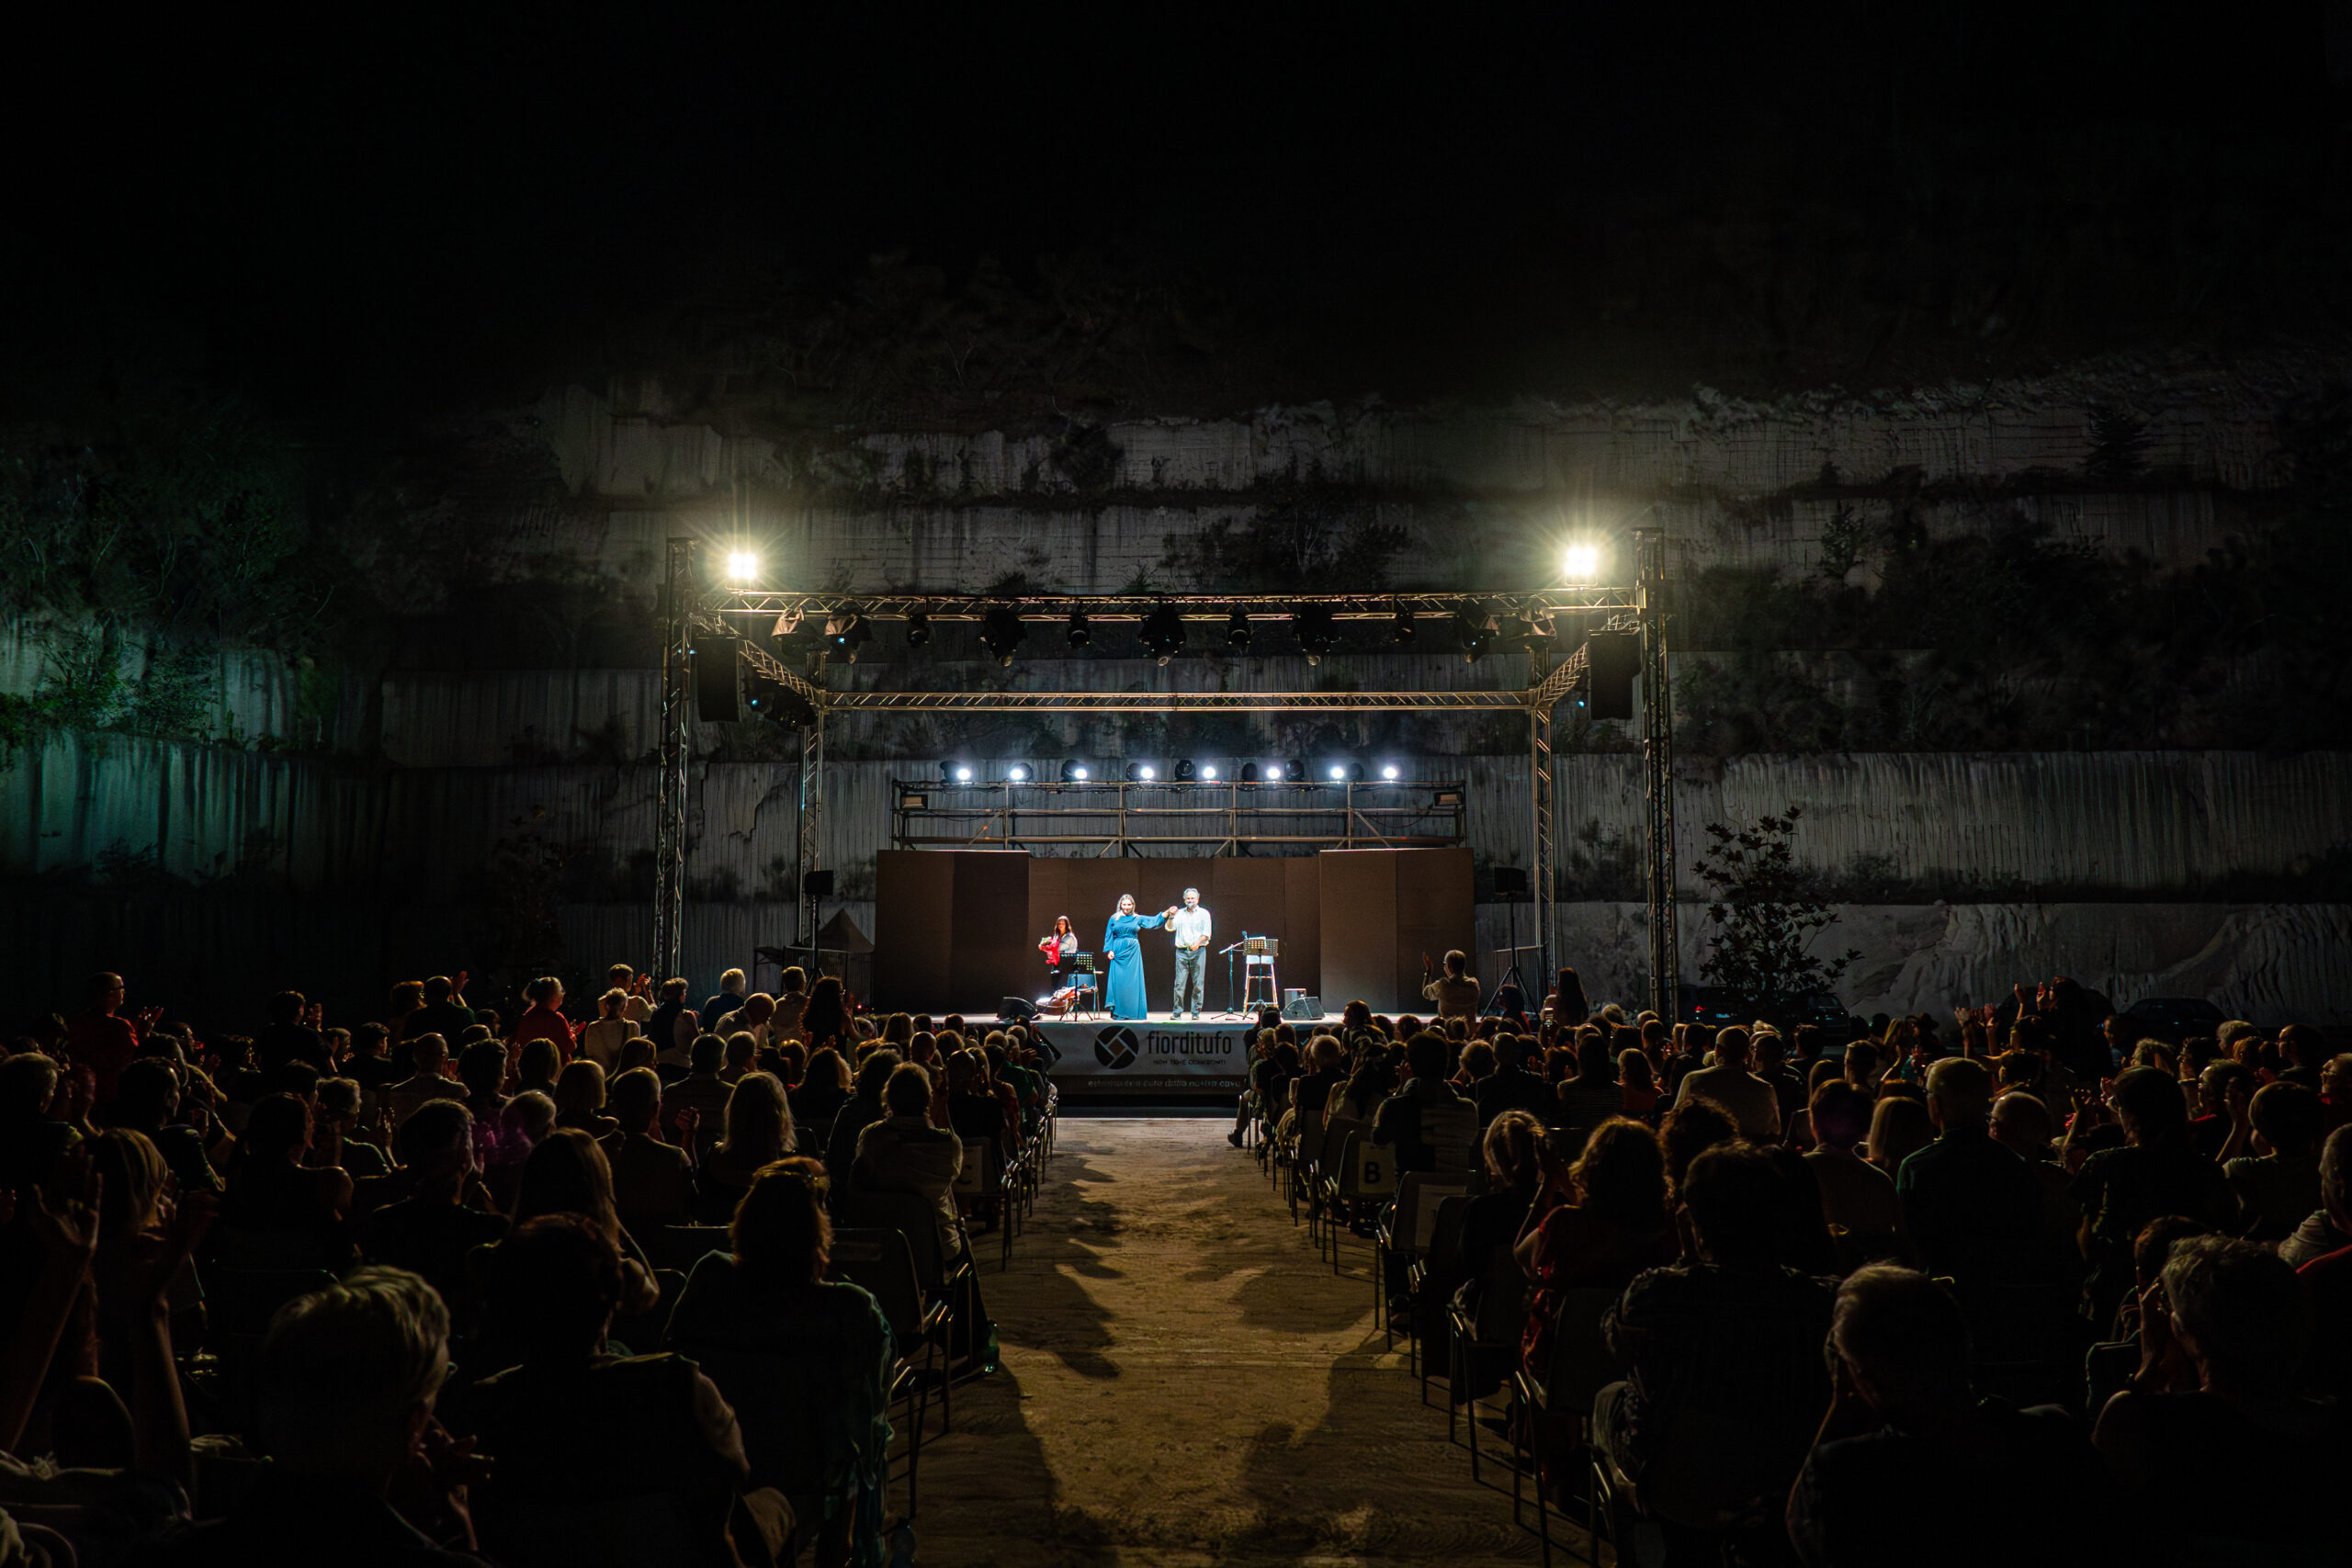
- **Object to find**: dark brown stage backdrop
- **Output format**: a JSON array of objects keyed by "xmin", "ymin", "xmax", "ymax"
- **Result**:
[{"xmin": 870, "ymin": 848, "xmax": 1467, "ymax": 1012}]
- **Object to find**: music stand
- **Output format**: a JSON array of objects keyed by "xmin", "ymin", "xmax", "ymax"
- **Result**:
[{"xmin": 1216, "ymin": 939, "xmax": 1248, "ymax": 1020}]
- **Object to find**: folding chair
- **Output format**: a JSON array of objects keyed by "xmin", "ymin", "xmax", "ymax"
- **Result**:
[
  {"xmin": 1376, "ymin": 1170, "xmax": 1473, "ymax": 1344},
  {"xmin": 839, "ymin": 1185, "xmax": 973, "ymax": 1432},
  {"xmin": 1324, "ymin": 1130, "xmax": 1395, "ymax": 1272},
  {"xmin": 1410, "ymin": 1194, "xmax": 1472, "ymax": 1399},
  {"xmin": 954, "ymin": 1137, "xmax": 1015, "ymax": 1269},
  {"xmin": 1512, "ymin": 1284, "xmax": 1622, "ymax": 1565},
  {"xmin": 650, "ymin": 1224, "xmax": 732, "ymax": 1273},
  {"xmin": 1303, "ymin": 1116, "xmax": 1363, "ymax": 1246},
  {"xmin": 1446, "ymin": 1246, "xmax": 1530, "ymax": 1483}
]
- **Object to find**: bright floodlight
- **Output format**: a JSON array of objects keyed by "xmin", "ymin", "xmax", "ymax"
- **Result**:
[
  {"xmin": 1139, "ymin": 765, "xmax": 1157, "ymax": 780},
  {"xmin": 1200, "ymin": 764, "xmax": 1218, "ymax": 780},
  {"xmin": 954, "ymin": 765, "xmax": 973, "ymax": 782},
  {"xmin": 727, "ymin": 550, "xmax": 759, "ymax": 581},
  {"xmin": 1073, "ymin": 765, "xmax": 1089, "ymax": 780},
  {"xmin": 1008, "ymin": 765, "xmax": 1028, "ymax": 782},
  {"xmin": 1328, "ymin": 765, "xmax": 1345, "ymax": 780},
  {"xmin": 1382, "ymin": 765, "xmax": 1400, "ymax": 780},
  {"xmin": 1563, "ymin": 544, "xmax": 1600, "ymax": 582}
]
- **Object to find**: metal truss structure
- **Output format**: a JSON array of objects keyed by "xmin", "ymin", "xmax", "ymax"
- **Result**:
[{"xmin": 650, "ymin": 547, "xmax": 1679, "ymax": 1002}]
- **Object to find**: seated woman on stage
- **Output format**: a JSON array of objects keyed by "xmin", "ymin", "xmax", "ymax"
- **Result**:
[
  {"xmin": 1039, "ymin": 915, "xmax": 1078, "ymax": 989},
  {"xmin": 1102, "ymin": 895, "xmax": 1175, "ymax": 1020}
]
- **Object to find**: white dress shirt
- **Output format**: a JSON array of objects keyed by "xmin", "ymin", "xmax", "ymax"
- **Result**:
[{"xmin": 1170, "ymin": 905, "xmax": 1213, "ymax": 950}]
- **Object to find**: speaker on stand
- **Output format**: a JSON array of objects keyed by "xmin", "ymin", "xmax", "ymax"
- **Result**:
[{"xmin": 1485, "ymin": 866, "xmax": 1537, "ymax": 1019}]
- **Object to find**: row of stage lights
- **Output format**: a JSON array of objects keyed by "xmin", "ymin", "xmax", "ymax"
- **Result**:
[
  {"xmin": 726, "ymin": 547, "xmax": 1612, "ymax": 669},
  {"xmin": 938, "ymin": 760, "xmax": 1404, "ymax": 784}
]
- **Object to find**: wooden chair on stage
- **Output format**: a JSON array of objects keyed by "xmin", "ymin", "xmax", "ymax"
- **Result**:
[{"xmin": 1070, "ymin": 953, "xmax": 1099, "ymax": 1020}]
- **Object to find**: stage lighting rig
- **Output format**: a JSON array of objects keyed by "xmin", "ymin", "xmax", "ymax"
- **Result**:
[
  {"xmin": 1239, "ymin": 761, "xmax": 1261, "ymax": 783},
  {"xmin": 1392, "ymin": 609, "xmax": 1417, "ymax": 645},
  {"xmin": 1454, "ymin": 604, "xmax": 1496, "ymax": 664},
  {"xmin": 1138, "ymin": 604, "xmax": 1185, "ymax": 664},
  {"xmin": 1564, "ymin": 543, "xmax": 1601, "ymax": 583},
  {"xmin": 1226, "ymin": 610, "xmax": 1253, "ymax": 649},
  {"xmin": 1173, "ymin": 759, "xmax": 1196, "ymax": 781},
  {"xmin": 726, "ymin": 550, "xmax": 759, "ymax": 581},
  {"xmin": 1065, "ymin": 610, "xmax": 1091, "ymax": 649},
  {"xmin": 1294, "ymin": 604, "xmax": 1340, "ymax": 663},
  {"xmin": 940, "ymin": 761, "xmax": 977, "ymax": 783},
  {"xmin": 1381, "ymin": 764, "xmax": 1400, "ymax": 780},
  {"xmin": 823, "ymin": 614, "xmax": 870, "ymax": 662},
  {"xmin": 1007, "ymin": 764, "xmax": 1030, "ymax": 782},
  {"xmin": 903, "ymin": 611, "xmax": 932, "ymax": 647},
  {"xmin": 1125, "ymin": 761, "xmax": 1158, "ymax": 782},
  {"xmin": 742, "ymin": 672, "xmax": 815, "ymax": 728},
  {"xmin": 1061, "ymin": 759, "xmax": 1089, "ymax": 782},
  {"xmin": 1327, "ymin": 765, "xmax": 1345, "ymax": 781},
  {"xmin": 1283, "ymin": 759, "xmax": 1306, "ymax": 783},
  {"xmin": 1199, "ymin": 763, "xmax": 1218, "ymax": 780},
  {"xmin": 980, "ymin": 605, "xmax": 1026, "ymax": 666}
]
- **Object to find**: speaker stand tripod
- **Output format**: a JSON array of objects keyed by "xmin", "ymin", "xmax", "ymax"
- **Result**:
[{"xmin": 1482, "ymin": 891, "xmax": 1538, "ymax": 1020}]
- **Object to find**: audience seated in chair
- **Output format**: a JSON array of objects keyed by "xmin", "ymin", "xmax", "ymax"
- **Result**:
[{"xmin": 667, "ymin": 1157, "xmax": 898, "ymax": 1567}]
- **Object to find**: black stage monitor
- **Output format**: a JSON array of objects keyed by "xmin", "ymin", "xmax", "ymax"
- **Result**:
[
  {"xmin": 694, "ymin": 637, "xmax": 742, "ymax": 722},
  {"xmin": 1587, "ymin": 632, "xmax": 1640, "ymax": 722},
  {"xmin": 801, "ymin": 869, "xmax": 835, "ymax": 897}
]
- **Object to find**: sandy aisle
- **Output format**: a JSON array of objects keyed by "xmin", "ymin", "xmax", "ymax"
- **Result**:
[{"xmin": 912, "ymin": 1119, "xmax": 1549, "ymax": 1566}]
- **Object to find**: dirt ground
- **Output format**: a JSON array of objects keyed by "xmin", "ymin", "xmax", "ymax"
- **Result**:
[{"xmin": 911, "ymin": 1119, "xmax": 1562, "ymax": 1566}]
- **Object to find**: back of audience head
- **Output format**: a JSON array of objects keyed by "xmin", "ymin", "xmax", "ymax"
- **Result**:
[
  {"xmin": 1483, "ymin": 1109, "xmax": 1543, "ymax": 1189},
  {"xmin": 514, "ymin": 1127, "xmax": 623, "ymax": 1242},
  {"xmin": 486, "ymin": 1213, "xmax": 622, "ymax": 1361},
  {"xmin": 608, "ymin": 1066, "xmax": 663, "ymax": 1134},
  {"xmin": 2247, "ymin": 1080, "xmax": 2324, "ymax": 1159},
  {"xmin": 553, "ymin": 1059, "xmax": 607, "ymax": 1126},
  {"xmin": 732, "ymin": 1156, "xmax": 832, "ymax": 1285},
  {"xmin": 2132, "ymin": 1213, "xmax": 2211, "ymax": 1289},
  {"xmin": 854, "ymin": 1047, "xmax": 902, "ymax": 1099},
  {"xmin": 1679, "ymin": 1143, "xmax": 1785, "ymax": 1267},
  {"xmin": 1924, "ymin": 1055, "xmax": 1993, "ymax": 1131},
  {"xmin": 687, "ymin": 1032, "xmax": 725, "ymax": 1077},
  {"xmin": 1572, "ymin": 1117, "xmax": 1668, "ymax": 1230},
  {"xmin": 1714, "ymin": 1025, "xmax": 1752, "ymax": 1067},
  {"xmin": 885, "ymin": 1062, "xmax": 933, "ymax": 1117},
  {"xmin": 89, "ymin": 1127, "xmax": 168, "ymax": 1239},
  {"xmin": 1990, "ymin": 1091, "xmax": 2053, "ymax": 1160},
  {"xmin": 2161, "ymin": 1235, "xmax": 2312, "ymax": 1401},
  {"xmin": 1659, "ymin": 1096, "xmax": 1738, "ymax": 1189},
  {"xmin": 722, "ymin": 1071, "xmax": 793, "ymax": 1160},
  {"xmin": 256, "ymin": 1267, "xmax": 450, "ymax": 1479},
  {"xmin": 1619, "ymin": 1048, "xmax": 1654, "ymax": 1091},
  {"xmin": 2110, "ymin": 1066, "xmax": 2189, "ymax": 1147},
  {"xmin": 503, "ymin": 1089, "xmax": 558, "ymax": 1146},
  {"xmin": 1404, "ymin": 1032, "xmax": 1449, "ymax": 1084},
  {"xmin": 1865, "ymin": 1095, "xmax": 1935, "ymax": 1172},
  {"xmin": 1808, "ymin": 1080, "xmax": 1873, "ymax": 1152},
  {"xmin": 1829, "ymin": 1265, "xmax": 1972, "ymax": 1423}
]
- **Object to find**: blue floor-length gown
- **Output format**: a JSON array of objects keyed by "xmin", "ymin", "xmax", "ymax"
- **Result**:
[{"xmin": 1103, "ymin": 910, "xmax": 1166, "ymax": 1019}]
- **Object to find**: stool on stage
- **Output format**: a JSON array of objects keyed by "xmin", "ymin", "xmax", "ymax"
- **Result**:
[{"xmin": 1242, "ymin": 936, "xmax": 1281, "ymax": 1011}]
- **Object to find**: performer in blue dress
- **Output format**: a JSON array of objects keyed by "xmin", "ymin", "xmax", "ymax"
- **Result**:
[{"xmin": 1103, "ymin": 894, "xmax": 1177, "ymax": 1020}]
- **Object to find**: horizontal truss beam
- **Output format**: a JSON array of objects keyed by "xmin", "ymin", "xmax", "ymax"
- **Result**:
[
  {"xmin": 707, "ymin": 588, "xmax": 1638, "ymax": 622},
  {"xmin": 831, "ymin": 689, "xmax": 1528, "ymax": 713}
]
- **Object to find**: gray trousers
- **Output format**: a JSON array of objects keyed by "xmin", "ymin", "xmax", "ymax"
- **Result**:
[{"xmin": 1173, "ymin": 946, "xmax": 1205, "ymax": 1014}]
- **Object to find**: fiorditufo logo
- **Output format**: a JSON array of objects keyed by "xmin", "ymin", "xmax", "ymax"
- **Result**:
[{"xmin": 1092, "ymin": 1026, "xmax": 1141, "ymax": 1069}]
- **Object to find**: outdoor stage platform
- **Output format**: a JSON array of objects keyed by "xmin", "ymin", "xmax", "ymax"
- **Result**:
[{"xmin": 1005, "ymin": 1010, "xmax": 1343, "ymax": 1098}]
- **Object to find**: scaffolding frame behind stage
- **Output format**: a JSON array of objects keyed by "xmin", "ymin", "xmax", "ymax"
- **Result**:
[{"xmin": 651, "ymin": 547, "xmax": 1680, "ymax": 1016}]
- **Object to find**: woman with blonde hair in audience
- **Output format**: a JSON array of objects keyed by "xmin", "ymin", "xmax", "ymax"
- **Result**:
[
  {"xmin": 508, "ymin": 1126, "xmax": 660, "ymax": 1319},
  {"xmin": 698, "ymin": 1070, "xmax": 796, "ymax": 1222},
  {"xmin": 553, "ymin": 1059, "xmax": 617, "ymax": 1138}
]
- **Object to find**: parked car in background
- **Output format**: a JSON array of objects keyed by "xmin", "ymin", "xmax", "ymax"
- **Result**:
[
  {"xmin": 2116, "ymin": 995, "xmax": 2230, "ymax": 1045},
  {"xmin": 1675, "ymin": 985, "xmax": 1870, "ymax": 1045}
]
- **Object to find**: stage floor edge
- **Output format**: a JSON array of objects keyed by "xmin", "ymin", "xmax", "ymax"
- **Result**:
[{"xmin": 1006, "ymin": 1009, "xmax": 1340, "ymax": 1098}]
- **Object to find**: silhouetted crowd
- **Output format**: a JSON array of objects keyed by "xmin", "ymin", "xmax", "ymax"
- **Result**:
[
  {"xmin": 1245, "ymin": 971, "xmax": 2351, "ymax": 1566},
  {"xmin": 0, "ymin": 964, "xmax": 1049, "ymax": 1567}
]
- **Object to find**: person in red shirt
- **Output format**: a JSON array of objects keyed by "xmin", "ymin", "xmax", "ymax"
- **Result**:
[
  {"xmin": 511, "ymin": 976, "xmax": 579, "ymax": 1066},
  {"xmin": 65, "ymin": 971, "xmax": 150, "ymax": 1111}
]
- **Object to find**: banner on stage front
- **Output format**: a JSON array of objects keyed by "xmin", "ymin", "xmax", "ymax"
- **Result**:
[{"xmin": 1028, "ymin": 1018, "xmax": 1252, "ymax": 1093}]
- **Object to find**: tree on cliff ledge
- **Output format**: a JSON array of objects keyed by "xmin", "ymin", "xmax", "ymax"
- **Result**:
[{"xmin": 1693, "ymin": 806, "xmax": 1860, "ymax": 1024}]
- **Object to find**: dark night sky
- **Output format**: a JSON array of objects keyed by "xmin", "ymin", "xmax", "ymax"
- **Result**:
[{"xmin": 6, "ymin": 4, "xmax": 2348, "ymax": 419}]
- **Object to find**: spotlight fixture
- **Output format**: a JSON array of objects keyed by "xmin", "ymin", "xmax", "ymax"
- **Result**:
[
  {"xmin": 726, "ymin": 550, "xmax": 759, "ymax": 581},
  {"xmin": 954, "ymin": 764, "xmax": 975, "ymax": 783},
  {"xmin": 1065, "ymin": 610, "xmax": 1091, "ymax": 649},
  {"xmin": 1226, "ymin": 610, "xmax": 1253, "ymax": 649},
  {"xmin": 1283, "ymin": 759, "xmax": 1306, "ymax": 783},
  {"xmin": 1564, "ymin": 543, "xmax": 1601, "ymax": 583},
  {"xmin": 1454, "ymin": 604, "xmax": 1496, "ymax": 664},
  {"xmin": 1381, "ymin": 764, "xmax": 1400, "ymax": 780},
  {"xmin": 1239, "ymin": 761, "xmax": 1261, "ymax": 783},
  {"xmin": 1348, "ymin": 761, "xmax": 1367, "ymax": 783},
  {"xmin": 1138, "ymin": 604, "xmax": 1185, "ymax": 664},
  {"xmin": 742, "ymin": 673, "xmax": 816, "ymax": 728},
  {"xmin": 980, "ymin": 604, "xmax": 1026, "ymax": 666},
  {"xmin": 1125, "ymin": 761, "xmax": 1157, "ymax": 782},
  {"xmin": 1173, "ymin": 759, "xmax": 1196, "ymax": 781},
  {"xmin": 1199, "ymin": 764, "xmax": 1218, "ymax": 781},
  {"xmin": 904, "ymin": 611, "xmax": 932, "ymax": 647},
  {"xmin": 939, "ymin": 761, "xmax": 956, "ymax": 782},
  {"xmin": 1328, "ymin": 765, "xmax": 1345, "ymax": 781},
  {"xmin": 1294, "ymin": 604, "xmax": 1340, "ymax": 663},
  {"xmin": 1007, "ymin": 764, "xmax": 1030, "ymax": 782},
  {"xmin": 1061, "ymin": 759, "xmax": 1088, "ymax": 782},
  {"xmin": 1392, "ymin": 609, "xmax": 1417, "ymax": 644},
  {"xmin": 823, "ymin": 615, "xmax": 870, "ymax": 662}
]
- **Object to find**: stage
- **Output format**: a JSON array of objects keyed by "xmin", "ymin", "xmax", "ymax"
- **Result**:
[{"xmin": 1008, "ymin": 1010, "xmax": 1343, "ymax": 1097}]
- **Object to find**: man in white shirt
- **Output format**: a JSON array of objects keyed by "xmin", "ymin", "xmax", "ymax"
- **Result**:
[
  {"xmin": 1168, "ymin": 887, "xmax": 1213, "ymax": 1020},
  {"xmin": 1671, "ymin": 1023, "xmax": 1783, "ymax": 1142}
]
